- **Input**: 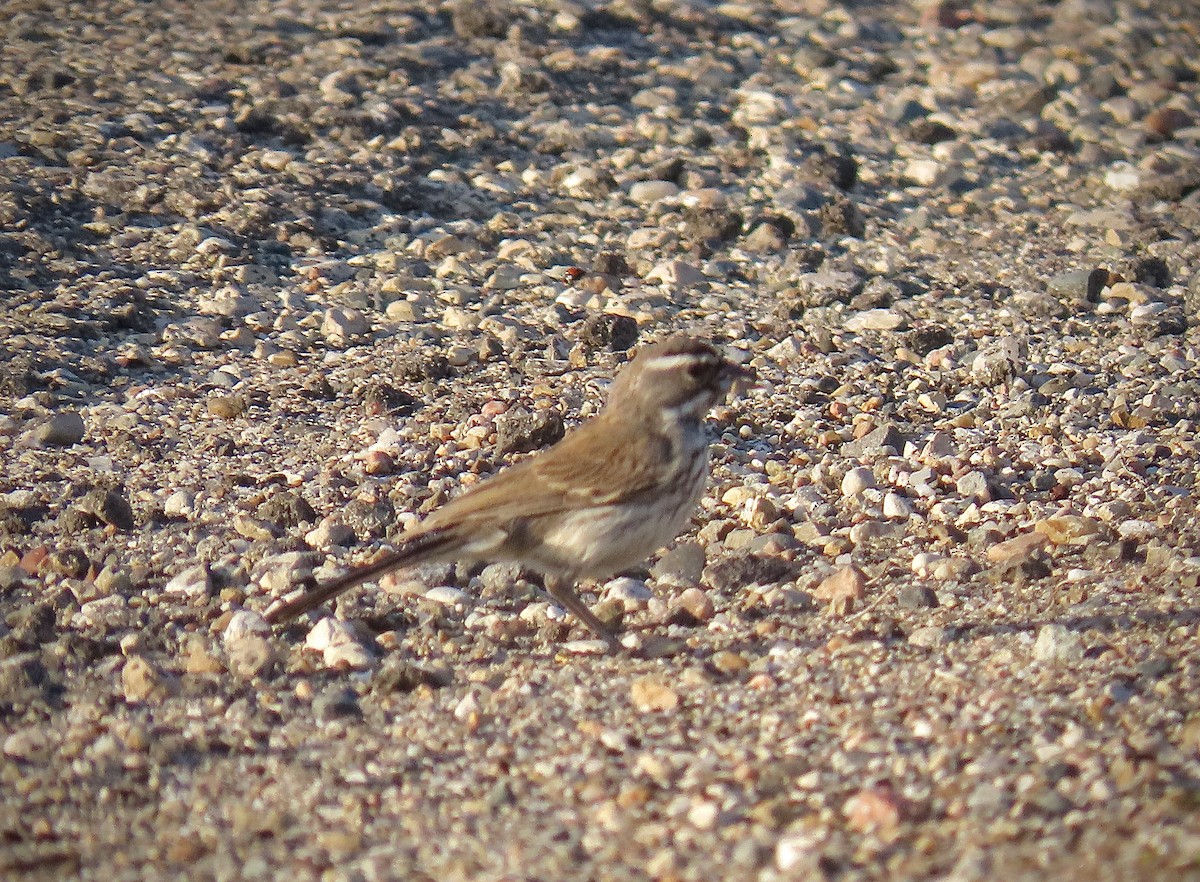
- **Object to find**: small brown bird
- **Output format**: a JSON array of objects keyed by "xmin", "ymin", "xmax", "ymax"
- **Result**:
[{"xmin": 264, "ymin": 334, "xmax": 748, "ymax": 648}]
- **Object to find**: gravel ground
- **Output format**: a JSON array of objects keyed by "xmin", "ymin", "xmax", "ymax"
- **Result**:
[{"xmin": 3, "ymin": 0, "xmax": 1200, "ymax": 879}]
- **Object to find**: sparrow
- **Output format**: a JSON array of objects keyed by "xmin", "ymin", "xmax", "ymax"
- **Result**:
[{"xmin": 265, "ymin": 334, "xmax": 748, "ymax": 649}]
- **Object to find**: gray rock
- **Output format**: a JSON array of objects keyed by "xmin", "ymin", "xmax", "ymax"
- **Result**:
[{"xmin": 35, "ymin": 411, "xmax": 86, "ymax": 446}]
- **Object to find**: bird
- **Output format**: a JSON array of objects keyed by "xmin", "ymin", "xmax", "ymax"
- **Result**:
[{"xmin": 263, "ymin": 334, "xmax": 749, "ymax": 649}]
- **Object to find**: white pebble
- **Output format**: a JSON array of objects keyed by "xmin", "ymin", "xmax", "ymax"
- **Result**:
[
  {"xmin": 841, "ymin": 467, "xmax": 876, "ymax": 497},
  {"xmin": 883, "ymin": 492, "xmax": 914, "ymax": 519},
  {"xmin": 424, "ymin": 586, "xmax": 470, "ymax": 606},
  {"xmin": 911, "ymin": 552, "xmax": 945, "ymax": 577},
  {"xmin": 223, "ymin": 610, "xmax": 270, "ymax": 642},
  {"xmin": 163, "ymin": 564, "xmax": 212, "ymax": 598}
]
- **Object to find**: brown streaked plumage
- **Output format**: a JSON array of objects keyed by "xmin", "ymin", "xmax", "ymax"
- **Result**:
[{"xmin": 264, "ymin": 334, "xmax": 748, "ymax": 649}]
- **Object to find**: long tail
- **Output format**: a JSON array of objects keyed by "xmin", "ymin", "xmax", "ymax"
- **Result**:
[{"xmin": 263, "ymin": 530, "xmax": 459, "ymax": 624}]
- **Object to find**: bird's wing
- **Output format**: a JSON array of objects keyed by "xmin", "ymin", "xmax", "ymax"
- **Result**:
[{"xmin": 420, "ymin": 422, "xmax": 668, "ymax": 531}]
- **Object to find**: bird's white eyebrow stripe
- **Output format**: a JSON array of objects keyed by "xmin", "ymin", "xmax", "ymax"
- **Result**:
[{"xmin": 643, "ymin": 353, "xmax": 714, "ymax": 371}]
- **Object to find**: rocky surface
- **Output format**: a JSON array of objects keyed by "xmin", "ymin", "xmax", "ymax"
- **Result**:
[{"xmin": 2, "ymin": 0, "xmax": 1200, "ymax": 879}]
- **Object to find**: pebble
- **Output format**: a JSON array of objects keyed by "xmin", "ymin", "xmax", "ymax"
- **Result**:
[
  {"xmin": 603, "ymin": 577, "xmax": 654, "ymax": 610},
  {"xmin": 844, "ymin": 784, "xmax": 905, "ymax": 833},
  {"xmin": 321, "ymin": 307, "xmax": 370, "ymax": 346},
  {"xmin": 908, "ymin": 625, "xmax": 950, "ymax": 648},
  {"xmin": 841, "ymin": 467, "xmax": 876, "ymax": 497},
  {"xmin": 645, "ymin": 259, "xmax": 706, "ymax": 286},
  {"xmin": 163, "ymin": 564, "xmax": 213, "ymax": 598},
  {"xmin": 814, "ymin": 566, "xmax": 867, "ymax": 614},
  {"xmin": 675, "ymin": 586, "xmax": 715, "ymax": 622},
  {"xmin": 651, "ymin": 542, "xmax": 706, "ymax": 585},
  {"xmin": 1033, "ymin": 624, "xmax": 1085, "ymax": 663},
  {"xmin": 163, "ymin": 490, "xmax": 196, "ymax": 518},
  {"xmin": 226, "ymin": 634, "xmax": 275, "ymax": 679},
  {"xmin": 882, "ymin": 492, "xmax": 914, "ymax": 519},
  {"xmin": 122, "ymin": 656, "xmax": 178, "ymax": 704},
  {"xmin": 223, "ymin": 610, "xmax": 270, "ymax": 642},
  {"xmin": 628, "ymin": 180, "xmax": 680, "ymax": 204},
  {"xmin": 304, "ymin": 517, "xmax": 357, "ymax": 549},
  {"xmin": 986, "ymin": 532, "xmax": 1049, "ymax": 565},
  {"xmin": 844, "ymin": 308, "xmax": 904, "ymax": 332},
  {"xmin": 34, "ymin": 411, "xmax": 86, "ymax": 446},
  {"xmin": 305, "ymin": 618, "xmax": 374, "ymax": 670},
  {"xmin": 424, "ymin": 586, "xmax": 470, "ymax": 606},
  {"xmin": 897, "ymin": 584, "xmax": 939, "ymax": 609},
  {"xmin": 630, "ymin": 676, "xmax": 680, "ymax": 713}
]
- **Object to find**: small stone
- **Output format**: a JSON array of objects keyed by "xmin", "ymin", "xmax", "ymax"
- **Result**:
[
  {"xmin": 1047, "ymin": 269, "xmax": 1096, "ymax": 302},
  {"xmin": 628, "ymin": 180, "xmax": 679, "ymax": 204},
  {"xmin": 163, "ymin": 490, "xmax": 196, "ymax": 518},
  {"xmin": 484, "ymin": 264, "xmax": 523, "ymax": 290},
  {"xmin": 905, "ymin": 156, "xmax": 943, "ymax": 185},
  {"xmin": 911, "ymin": 552, "xmax": 945, "ymax": 577},
  {"xmin": 324, "ymin": 639, "xmax": 374, "ymax": 671},
  {"xmin": 579, "ymin": 313, "xmax": 638, "ymax": 352},
  {"xmin": 164, "ymin": 564, "xmax": 213, "ymax": 598},
  {"xmin": 630, "ymin": 676, "xmax": 680, "ymax": 712},
  {"xmin": 184, "ymin": 638, "xmax": 224, "ymax": 675},
  {"xmin": 651, "ymin": 542, "xmax": 706, "ymax": 585},
  {"xmin": 372, "ymin": 657, "xmax": 452, "ymax": 693},
  {"xmin": 78, "ymin": 487, "xmax": 135, "ymax": 530},
  {"xmin": 305, "ymin": 617, "xmax": 375, "ymax": 670},
  {"xmin": 453, "ymin": 692, "xmax": 481, "ymax": 722},
  {"xmin": 321, "ymin": 307, "xmax": 370, "ymax": 346},
  {"xmin": 710, "ymin": 650, "xmax": 749, "ymax": 675},
  {"xmin": 304, "ymin": 517, "xmax": 357, "ymax": 549},
  {"xmin": 1117, "ymin": 519, "xmax": 1158, "ymax": 540},
  {"xmin": 703, "ymin": 553, "xmax": 796, "ymax": 592},
  {"xmin": 908, "ymin": 625, "xmax": 949, "ymax": 648},
  {"xmin": 604, "ymin": 577, "xmax": 653, "ymax": 610},
  {"xmin": 223, "ymin": 610, "xmax": 270, "ymax": 642},
  {"xmin": 814, "ymin": 565, "xmax": 867, "ymax": 614},
  {"xmin": 363, "ymin": 450, "xmax": 395, "ymax": 475},
  {"xmin": 313, "ymin": 687, "xmax": 360, "ymax": 720},
  {"xmin": 305, "ymin": 616, "xmax": 351, "ymax": 650},
  {"xmin": 226, "ymin": 635, "xmax": 275, "ymax": 679},
  {"xmin": 495, "ymin": 408, "xmax": 565, "ymax": 455},
  {"xmin": 122, "ymin": 656, "xmax": 177, "ymax": 704},
  {"xmin": 645, "ymin": 259, "xmax": 706, "ymax": 287},
  {"xmin": 986, "ymin": 532, "xmax": 1049, "ymax": 565},
  {"xmin": 1035, "ymin": 516, "xmax": 1101, "ymax": 545},
  {"xmin": 897, "ymin": 584, "xmax": 938, "ymax": 609},
  {"xmin": 233, "ymin": 514, "xmax": 276, "ymax": 541},
  {"xmin": 740, "ymin": 496, "xmax": 779, "ymax": 529},
  {"xmin": 955, "ymin": 470, "xmax": 991, "ymax": 502},
  {"xmin": 1033, "ymin": 624, "xmax": 1084, "ymax": 663},
  {"xmin": 562, "ymin": 639, "xmax": 612, "ymax": 655},
  {"xmin": 882, "ymin": 492, "xmax": 914, "ymax": 519},
  {"xmin": 842, "ymin": 423, "xmax": 906, "ymax": 456},
  {"xmin": 35, "ymin": 411, "xmax": 86, "ymax": 446},
  {"xmin": 425, "ymin": 585, "xmax": 469, "ymax": 606},
  {"xmin": 92, "ymin": 565, "xmax": 132, "ymax": 596},
  {"xmin": 259, "ymin": 149, "xmax": 293, "ymax": 171},
  {"xmin": 844, "ymin": 784, "xmax": 905, "ymax": 833},
  {"xmin": 844, "ymin": 308, "xmax": 904, "ymax": 332},
  {"xmin": 742, "ymin": 221, "xmax": 787, "ymax": 251},
  {"xmin": 676, "ymin": 586, "xmax": 715, "ymax": 622},
  {"xmin": 841, "ymin": 467, "xmax": 876, "ymax": 497},
  {"xmin": 3, "ymin": 727, "xmax": 47, "ymax": 761},
  {"xmin": 775, "ymin": 829, "xmax": 823, "ymax": 873},
  {"xmin": 207, "ymin": 395, "xmax": 246, "ymax": 419}
]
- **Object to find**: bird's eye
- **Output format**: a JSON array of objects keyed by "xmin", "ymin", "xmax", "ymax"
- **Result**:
[{"xmin": 687, "ymin": 359, "xmax": 714, "ymax": 381}]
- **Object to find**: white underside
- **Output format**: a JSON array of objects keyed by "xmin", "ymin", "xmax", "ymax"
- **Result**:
[{"xmin": 529, "ymin": 453, "xmax": 708, "ymax": 579}]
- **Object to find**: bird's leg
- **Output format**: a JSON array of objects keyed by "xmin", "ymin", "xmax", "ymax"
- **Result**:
[{"xmin": 544, "ymin": 575, "xmax": 620, "ymax": 652}]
